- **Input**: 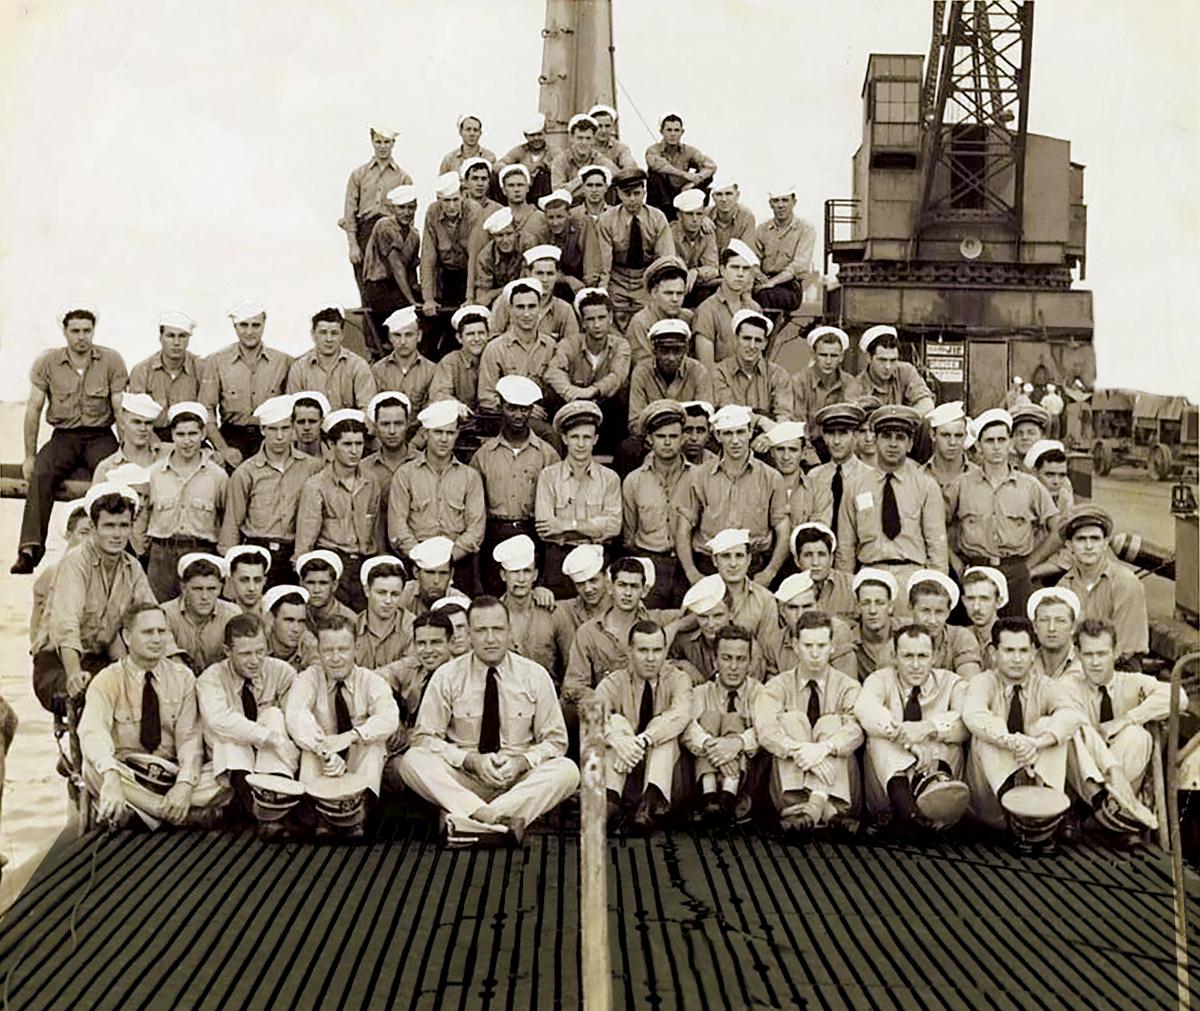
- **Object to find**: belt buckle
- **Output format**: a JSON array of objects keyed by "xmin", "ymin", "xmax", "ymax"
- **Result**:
[{"xmin": 268, "ymin": 541, "xmax": 282, "ymax": 552}]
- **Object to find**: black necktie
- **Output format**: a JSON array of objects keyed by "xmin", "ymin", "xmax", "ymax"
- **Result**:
[
  {"xmin": 241, "ymin": 681, "xmax": 258, "ymax": 721},
  {"xmin": 637, "ymin": 680, "xmax": 654, "ymax": 733},
  {"xmin": 1099, "ymin": 686, "xmax": 1114, "ymax": 724},
  {"xmin": 806, "ymin": 680, "xmax": 820, "ymax": 728},
  {"xmin": 140, "ymin": 671, "xmax": 161, "ymax": 752},
  {"xmin": 627, "ymin": 214, "xmax": 646, "ymax": 269},
  {"xmin": 831, "ymin": 464, "xmax": 843, "ymax": 528},
  {"xmin": 903, "ymin": 685, "xmax": 922, "ymax": 722},
  {"xmin": 479, "ymin": 666, "xmax": 501, "ymax": 753},
  {"xmin": 1007, "ymin": 685, "xmax": 1024, "ymax": 734},
  {"xmin": 334, "ymin": 682, "xmax": 353, "ymax": 759},
  {"xmin": 726, "ymin": 690, "xmax": 738, "ymax": 713},
  {"xmin": 882, "ymin": 472, "xmax": 902, "ymax": 540}
]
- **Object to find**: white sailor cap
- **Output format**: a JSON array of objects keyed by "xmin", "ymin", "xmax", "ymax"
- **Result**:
[
  {"xmin": 384, "ymin": 306, "xmax": 419, "ymax": 331},
  {"xmin": 496, "ymin": 374, "xmax": 542, "ymax": 406},
  {"xmin": 1028, "ymin": 587, "xmax": 1081, "ymax": 623},
  {"xmin": 579, "ymin": 164, "xmax": 612, "ymax": 185},
  {"xmin": 562, "ymin": 544, "xmax": 605, "ymax": 583},
  {"xmin": 292, "ymin": 390, "xmax": 332, "ymax": 415},
  {"xmin": 263, "ymin": 584, "xmax": 310, "ymax": 613},
  {"xmin": 927, "ymin": 401, "xmax": 967, "ymax": 429},
  {"xmin": 632, "ymin": 557, "xmax": 657, "ymax": 591},
  {"xmin": 295, "ymin": 549, "xmax": 343, "ymax": 579},
  {"xmin": 588, "ymin": 103, "xmax": 618, "ymax": 120},
  {"xmin": 731, "ymin": 308, "xmax": 773, "ymax": 337},
  {"xmin": 410, "ymin": 537, "xmax": 455, "ymax": 571},
  {"xmin": 460, "ymin": 153, "xmax": 494, "ymax": 177},
  {"xmin": 573, "ymin": 287, "xmax": 610, "ymax": 313},
  {"xmin": 367, "ymin": 390, "xmax": 412, "ymax": 421},
  {"xmin": 709, "ymin": 178, "xmax": 738, "ymax": 194},
  {"xmin": 59, "ymin": 301, "xmax": 98, "ymax": 323},
  {"xmin": 227, "ymin": 299, "xmax": 266, "ymax": 323},
  {"xmin": 673, "ymin": 189, "xmax": 706, "ymax": 213},
  {"xmin": 1024, "ymin": 439, "xmax": 1066, "ymax": 471},
  {"xmin": 167, "ymin": 401, "xmax": 208, "ymax": 426},
  {"xmin": 974, "ymin": 407, "xmax": 1014, "ymax": 435},
  {"xmin": 385, "ymin": 184, "xmax": 418, "ymax": 205},
  {"xmin": 860, "ymin": 324, "xmax": 898, "ymax": 354},
  {"xmin": 568, "ymin": 113, "xmax": 599, "ymax": 132},
  {"xmin": 1012, "ymin": 376, "xmax": 1024, "ymax": 386},
  {"xmin": 766, "ymin": 184, "xmax": 796, "ymax": 199},
  {"xmin": 361, "ymin": 554, "xmax": 407, "ymax": 584},
  {"xmin": 647, "ymin": 318, "xmax": 691, "ymax": 343},
  {"xmin": 711, "ymin": 404, "xmax": 754, "ymax": 432},
  {"xmin": 724, "ymin": 238, "xmax": 760, "ymax": 267},
  {"xmin": 790, "ymin": 521, "xmax": 837, "ymax": 557},
  {"xmin": 906, "ymin": 568, "xmax": 960, "ymax": 610},
  {"xmin": 538, "ymin": 189, "xmax": 574, "ymax": 211},
  {"xmin": 523, "ymin": 244, "xmax": 562, "ymax": 266},
  {"xmin": 764, "ymin": 420, "xmax": 806, "ymax": 446},
  {"xmin": 224, "ymin": 544, "xmax": 272, "ymax": 570},
  {"xmin": 120, "ymin": 392, "xmax": 162, "ymax": 421},
  {"xmin": 807, "ymin": 325, "xmax": 849, "ymax": 351},
  {"xmin": 451, "ymin": 304, "xmax": 491, "ymax": 331},
  {"xmin": 456, "ymin": 112, "xmax": 483, "ymax": 128},
  {"xmin": 177, "ymin": 552, "xmax": 228, "ymax": 580},
  {"xmin": 705, "ymin": 528, "xmax": 751, "ymax": 555},
  {"xmin": 493, "ymin": 534, "xmax": 536, "ymax": 571},
  {"xmin": 498, "ymin": 164, "xmax": 531, "ymax": 186},
  {"xmin": 774, "ymin": 571, "xmax": 815, "ymax": 604},
  {"xmin": 83, "ymin": 481, "xmax": 140, "ymax": 515},
  {"xmin": 1022, "ymin": 382, "xmax": 1034, "ymax": 394},
  {"xmin": 681, "ymin": 573, "xmax": 727, "ymax": 615},
  {"xmin": 681, "ymin": 400, "xmax": 715, "ymax": 418},
  {"xmin": 483, "ymin": 207, "xmax": 514, "ymax": 234},
  {"xmin": 963, "ymin": 418, "xmax": 978, "ymax": 451},
  {"xmin": 504, "ymin": 276, "xmax": 543, "ymax": 303},
  {"xmin": 254, "ymin": 394, "xmax": 296, "ymax": 427},
  {"xmin": 159, "ymin": 310, "xmax": 196, "ymax": 333},
  {"xmin": 853, "ymin": 567, "xmax": 899, "ymax": 601},
  {"xmin": 417, "ymin": 398, "xmax": 466, "ymax": 430},
  {"xmin": 523, "ymin": 114, "xmax": 546, "ymax": 135},
  {"xmin": 103, "ymin": 463, "xmax": 151, "ymax": 488},
  {"xmin": 322, "ymin": 408, "xmax": 366, "ymax": 433},
  {"xmin": 432, "ymin": 592, "xmax": 472, "ymax": 612},
  {"xmin": 963, "ymin": 566, "xmax": 1010, "ymax": 608},
  {"xmin": 369, "ymin": 124, "xmax": 399, "ymax": 139},
  {"xmin": 437, "ymin": 171, "xmax": 464, "ymax": 197}
]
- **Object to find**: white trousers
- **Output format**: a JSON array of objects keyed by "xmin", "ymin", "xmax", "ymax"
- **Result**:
[
  {"xmin": 399, "ymin": 749, "xmax": 580, "ymax": 822},
  {"xmin": 208, "ymin": 707, "xmax": 299, "ymax": 780},
  {"xmin": 770, "ymin": 712, "xmax": 856, "ymax": 807},
  {"xmin": 300, "ymin": 738, "xmax": 387, "ymax": 796},
  {"xmin": 1067, "ymin": 723, "xmax": 1154, "ymax": 798},
  {"xmin": 84, "ymin": 760, "xmax": 231, "ymax": 828}
]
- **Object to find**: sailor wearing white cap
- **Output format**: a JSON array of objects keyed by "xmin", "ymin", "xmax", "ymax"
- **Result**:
[
  {"xmin": 690, "ymin": 239, "xmax": 762, "ymax": 369},
  {"xmin": 222, "ymin": 545, "xmax": 272, "ymax": 616},
  {"xmin": 905, "ymin": 570, "xmax": 983, "ymax": 680},
  {"xmin": 1026, "ymin": 586, "xmax": 1084, "ymax": 681},
  {"xmin": 195, "ymin": 612, "xmax": 301, "ymax": 824},
  {"xmin": 389, "ymin": 400, "xmax": 485, "ymax": 595},
  {"xmin": 490, "ymin": 160, "xmax": 551, "ymax": 253},
  {"xmin": 343, "ymin": 126, "xmax": 413, "ymax": 297},
  {"xmin": 587, "ymin": 103, "xmax": 637, "ymax": 173},
  {"xmin": 713, "ymin": 308, "xmax": 794, "ymax": 426},
  {"xmin": 550, "ymin": 113, "xmax": 617, "ymax": 201},
  {"xmin": 369, "ymin": 304, "xmax": 437, "ymax": 425},
  {"xmin": 669, "ymin": 189, "xmax": 719, "ymax": 302},
  {"xmin": 289, "ymin": 390, "xmax": 331, "ymax": 459},
  {"xmin": 285, "ymin": 304, "xmax": 378, "ymax": 410},
  {"xmin": 924, "ymin": 400, "xmax": 979, "ymax": 495},
  {"xmin": 691, "ymin": 527, "xmax": 778, "ymax": 644},
  {"xmin": 854, "ymin": 325, "xmax": 935, "ymax": 418},
  {"xmin": 293, "ymin": 407, "xmax": 380, "ymax": 614},
  {"xmin": 792, "ymin": 327, "xmax": 859, "ymax": 448},
  {"xmin": 1023, "ymin": 438, "xmax": 1074, "ymax": 515},
  {"xmin": 438, "ymin": 113, "xmax": 496, "ymax": 177},
  {"xmin": 161, "ymin": 552, "xmax": 239, "ymax": 675},
  {"xmin": 91, "ymin": 392, "xmax": 168, "ymax": 487},
  {"xmin": 284, "ymin": 613, "xmax": 400, "ymax": 818},
  {"xmin": 786, "ymin": 522, "xmax": 855, "ymax": 621},
  {"xmin": 946, "ymin": 404, "xmax": 1059, "ymax": 618},
  {"xmin": 961, "ymin": 616, "xmax": 1086, "ymax": 836},
  {"xmin": 399, "ymin": 596, "xmax": 579, "ymax": 845},
  {"xmin": 262, "ymin": 584, "xmax": 318, "ymax": 670},
  {"xmin": 200, "ymin": 300, "xmax": 290, "ymax": 469},
  {"xmin": 569, "ymin": 163, "xmax": 611, "ymax": 225},
  {"xmin": 962, "ymin": 566, "xmax": 1008, "ymax": 669},
  {"xmin": 854, "ymin": 622, "xmax": 971, "ymax": 833},
  {"xmin": 353, "ymin": 555, "xmax": 415, "ymax": 670},
  {"xmin": 645, "ymin": 113, "xmax": 717, "ymax": 219},
  {"xmin": 676, "ymin": 406, "xmax": 790, "ymax": 589},
  {"xmin": 429, "ymin": 306, "xmax": 489, "ymax": 411},
  {"xmin": 495, "ymin": 115, "xmax": 553, "ymax": 206},
  {"xmin": 358, "ymin": 184, "xmax": 423, "ymax": 358},
  {"xmin": 532, "ymin": 188, "xmax": 589, "ymax": 293},
  {"xmin": 490, "ymin": 534, "xmax": 559, "ymax": 679},
  {"xmin": 753, "ymin": 187, "xmax": 815, "ymax": 314},
  {"xmin": 546, "ymin": 543, "xmax": 615, "ymax": 673},
  {"xmin": 487, "ymin": 252, "xmax": 583, "ymax": 344},
  {"xmin": 127, "ymin": 314, "xmax": 203, "ymax": 436},
  {"xmin": 295, "ymin": 549, "xmax": 357, "ymax": 631},
  {"xmin": 754, "ymin": 611, "xmax": 865, "ymax": 833},
  {"xmin": 625, "ymin": 308, "xmax": 711, "ymax": 430},
  {"xmin": 468, "ymin": 207, "xmax": 527, "ymax": 308},
  {"xmin": 395, "ymin": 537, "xmax": 456, "ymax": 612}
]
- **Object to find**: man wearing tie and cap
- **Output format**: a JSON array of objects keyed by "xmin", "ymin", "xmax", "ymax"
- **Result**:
[
  {"xmin": 128, "ymin": 312, "xmax": 205, "ymax": 439},
  {"xmin": 200, "ymin": 299, "xmax": 291, "ymax": 469},
  {"xmin": 79, "ymin": 602, "xmax": 231, "ymax": 828},
  {"xmin": 807, "ymin": 403, "xmax": 871, "ymax": 541},
  {"xmin": 401, "ymin": 597, "xmax": 579, "ymax": 844}
]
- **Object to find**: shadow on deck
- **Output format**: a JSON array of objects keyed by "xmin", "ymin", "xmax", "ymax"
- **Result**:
[{"xmin": 1, "ymin": 819, "xmax": 1199, "ymax": 1010}]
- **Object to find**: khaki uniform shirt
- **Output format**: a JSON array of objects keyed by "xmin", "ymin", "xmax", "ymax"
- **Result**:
[
  {"xmin": 593, "ymin": 665, "xmax": 693, "ymax": 746},
  {"xmin": 30, "ymin": 345, "xmax": 127, "ymax": 428},
  {"xmin": 477, "ymin": 331, "xmax": 559, "ymax": 409},
  {"xmin": 946, "ymin": 465, "xmax": 1058, "ymax": 561},
  {"xmin": 693, "ymin": 288, "xmax": 761, "ymax": 364},
  {"xmin": 795, "ymin": 368, "xmax": 863, "ymax": 437},
  {"xmin": 962, "ymin": 669, "xmax": 1084, "ymax": 745},
  {"xmin": 341, "ymin": 157, "xmax": 413, "ymax": 232},
  {"xmin": 470, "ymin": 433, "xmax": 561, "ymax": 522},
  {"xmin": 834, "ymin": 459, "xmax": 948, "ymax": 571},
  {"xmin": 675, "ymin": 456, "xmax": 788, "ymax": 555},
  {"xmin": 142, "ymin": 451, "xmax": 228, "ymax": 542},
  {"xmin": 287, "ymin": 349, "xmax": 377, "ymax": 413},
  {"xmin": 858, "ymin": 361, "xmax": 934, "ymax": 408},
  {"xmin": 370, "ymin": 354, "xmax": 437, "ymax": 419},
  {"xmin": 285, "ymin": 664, "xmax": 399, "ymax": 751},
  {"xmin": 712, "ymin": 357, "xmax": 795, "ymax": 421},
  {"xmin": 754, "ymin": 216, "xmax": 816, "ymax": 282},
  {"xmin": 163, "ymin": 597, "xmax": 240, "ymax": 674},
  {"xmin": 387, "ymin": 454, "xmax": 487, "ymax": 556},
  {"xmin": 670, "ymin": 220, "xmax": 719, "ymax": 281},
  {"xmin": 546, "ymin": 332, "xmax": 632, "ymax": 400},
  {"xmin": 196, "ymin": 657, "xmax": 296, "ymax": 746},
  {"xmin": 1058, "ymin": 560, "xmax": 1149, "ymax": 655},
  {"xmin": 219, "ymin": 449, "xmax": 325, "ymax": 552},
  {"xmin": 627, "ymin": 357, "xmax": 713, "ymax": 425},
  {"xmin": 430, "ymin": 350, "xmax": 482, "ymax": 409},
  {"xmin": 534, "ymin": 460, "xmax": 622, "ymax": 546},
  {"xmin": 623, "ymin": 457, "xmax": 692, "ymax": 553},
  {"xmin": 128, "ymin": 351, "xmax": 205, "ymax": 428},
  {"xmin": 754, "ymin": 665, "xmax": 864, "ymax": 758},
  {"xmin": 420, "ymin": 202, "xmax": 482, "ymax": 301},
  {"xmin": 354, "ymin": 609, "xmax": 415, "ymax": 671},
  {"xmin": 294, "ymin": 467, "xmax": 383, "ymax": 557},
  {"xmin": 705, "ymin": 204, "xmax": 757, "ymax": 253},
  {"xmin": 199, "ymin": 344, "xmax": 292, "ymax": 427}
]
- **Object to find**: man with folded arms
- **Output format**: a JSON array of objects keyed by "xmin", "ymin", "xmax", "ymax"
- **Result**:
[{"xmin": 400, "ymin": 597, "xmax": 579, "ymax": 843}]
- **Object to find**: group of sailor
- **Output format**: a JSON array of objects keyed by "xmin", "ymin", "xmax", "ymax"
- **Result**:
[{"xmin": 9, "ymin": 107, "xmax": 1177, "ymax": 851}]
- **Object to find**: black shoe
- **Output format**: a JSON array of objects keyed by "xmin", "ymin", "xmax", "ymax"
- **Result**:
[{"xmin": 10, "ymin": 550, "xmax": 38, "ymax": 575}]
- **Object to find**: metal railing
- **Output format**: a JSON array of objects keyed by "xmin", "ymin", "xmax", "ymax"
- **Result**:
[{"xmin": 823, "ymin": 198, "xmax": 861, "ymax": 275}]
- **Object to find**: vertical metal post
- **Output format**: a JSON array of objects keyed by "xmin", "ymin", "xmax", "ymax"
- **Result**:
[
  {"xmin": 1166, "ymin": 652, "xmax": 1196, "ymax": 1011},
  {"xmin": 578, "ymin": 696, "xmax": 611, "ymax": 1011}
]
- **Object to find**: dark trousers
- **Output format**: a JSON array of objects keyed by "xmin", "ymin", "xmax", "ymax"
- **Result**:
[
  {"xmin": 362, "ymin": 279, "xmax": 409, "ymax": 361},
  {"xmin": 755, "ymin": 282, "xmax": 801, "ymax": 313},
  {"xmin": 595, "ymin": 393, "xmax": 629, "ymax": 457},
  {"xmin": 148, "ymin": 536, "xmax": 217, "ymax": 602},
  {"xmin": 32, "ymin": 650, "xmax": 109, "ymax": 718},
  {"xmin": 479, "ymin": 518, "xmax": 538, "ymax": 597},
  {"xmin": 542, "ymin": 541, "xmax": 580, "ymax": 600},
  {"xmin": 330, "ymin": 548, "xmax": 368, "ymax": 614},
  {"xmin": 242, "ymin": 535, "xmax": 297, "ymax": 588},
  {"xmin": 640, "ymin": 551, "xmax": 688, "ymax": 609},
  {"xmin": 220, "ymin": 424, "xmax": 264, "ymax": 464},
  {"xmin": 19, "ymin": 426, "xmax": 117, "ymax": 555},
  {"xmin": 683, "ymin": 278, "xmax": 719, "ymax": 309}
]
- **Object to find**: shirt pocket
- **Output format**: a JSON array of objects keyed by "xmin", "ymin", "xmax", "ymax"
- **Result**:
[{"xmin": 451, "ymin": 700, "xmax": 483, "ymax": 743}]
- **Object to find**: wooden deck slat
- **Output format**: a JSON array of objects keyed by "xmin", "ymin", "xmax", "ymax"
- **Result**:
[{"xmin": 2, "ymin": 825, "xmax": 1199, "ymax": 1010}]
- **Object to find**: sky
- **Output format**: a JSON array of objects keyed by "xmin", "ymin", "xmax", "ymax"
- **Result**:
[{"xmin": 0, "ymin": 0, "xmax": 1196, "ymax": 401}]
